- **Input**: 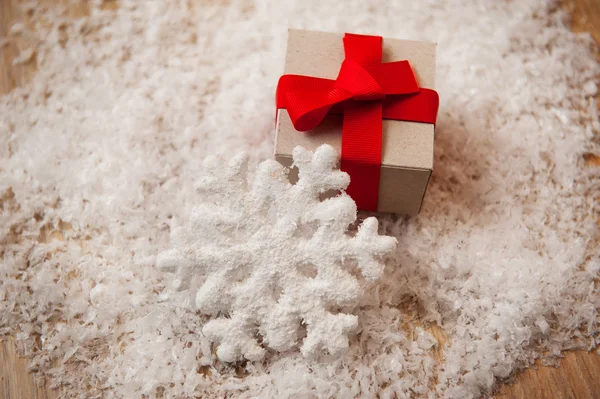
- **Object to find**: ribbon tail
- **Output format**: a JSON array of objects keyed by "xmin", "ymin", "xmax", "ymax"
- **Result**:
[
  {"xmin": 277, "ymin": 75, "xmax": 350, "ymax": 131},
  {"xmin": 340, "ymin": 101, "xmax": 382, "ymax": 212}
]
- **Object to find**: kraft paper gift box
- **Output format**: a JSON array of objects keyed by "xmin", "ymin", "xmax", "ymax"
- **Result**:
[{"xmin": 274, "ymin": 29, "xmax": 437, "ymax": 216}]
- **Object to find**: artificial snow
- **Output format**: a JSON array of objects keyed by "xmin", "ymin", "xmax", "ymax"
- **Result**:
[
  {"xmin": 12, "ymin": 48, "xmax": 36, "ymax": 65},
  {"xmin": 0, "ymin": 0, "xmax": 599, "ymax": 398}
]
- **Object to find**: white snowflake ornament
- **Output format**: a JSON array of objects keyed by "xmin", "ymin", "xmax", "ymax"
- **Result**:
[{"xmin": 157, "ymin": 144, "xmax": 396, "ymax": 362}]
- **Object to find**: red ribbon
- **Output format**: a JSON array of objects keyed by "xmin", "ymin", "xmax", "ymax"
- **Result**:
[{"xmin": 276, "ymin": 33, "xmax": 439, "ymax": 211}]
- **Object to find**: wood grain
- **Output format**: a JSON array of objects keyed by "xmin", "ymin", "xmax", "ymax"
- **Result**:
[
  {"xmin": 496, "ymin": 351, "xmax": 600, "ymax": 399},
  {"xmin": 0, "ymin": 1, "xmax": 599, "ymax": 398},
  {"xmin": 567, "ymin": 0, "xmax": 600, "ymax": 44},
  {"xmin": 0, "ymin": 340, "xmax": 58, "ymax": 399}
]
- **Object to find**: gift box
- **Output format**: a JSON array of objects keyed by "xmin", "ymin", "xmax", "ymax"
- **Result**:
[{"xmin": 274, "ymin": 29, "xmax": 438, "ymax": 215}]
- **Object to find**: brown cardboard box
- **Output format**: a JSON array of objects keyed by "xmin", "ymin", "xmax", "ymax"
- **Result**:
[{"xmin": 275, "ymin": 29, "xmax": 436, "ymax": 215}]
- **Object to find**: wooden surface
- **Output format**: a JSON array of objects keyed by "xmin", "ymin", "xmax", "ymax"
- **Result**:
[
  {"xmin": 1, "ymin": 1, "xmax": 599, "ymax": 398},
  {"xmin": 0, "ymin": 341, "xmax": 57, "ymax": 399}
]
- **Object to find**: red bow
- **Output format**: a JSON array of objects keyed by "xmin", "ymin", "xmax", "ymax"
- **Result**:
[{"xmin": 276, "ymin": 33, "xmax": 439, "ymax": 211}]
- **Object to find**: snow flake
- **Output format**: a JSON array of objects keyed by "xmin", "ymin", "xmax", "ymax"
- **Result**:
[{"xmin": 158, "ymin": 144, "xmax": 396, "ymax": 362}]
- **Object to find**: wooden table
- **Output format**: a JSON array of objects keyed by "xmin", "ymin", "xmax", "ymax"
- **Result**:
[{"xmin": 1, "ymin": 1, "xmax": 599, "ymax": 398}]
